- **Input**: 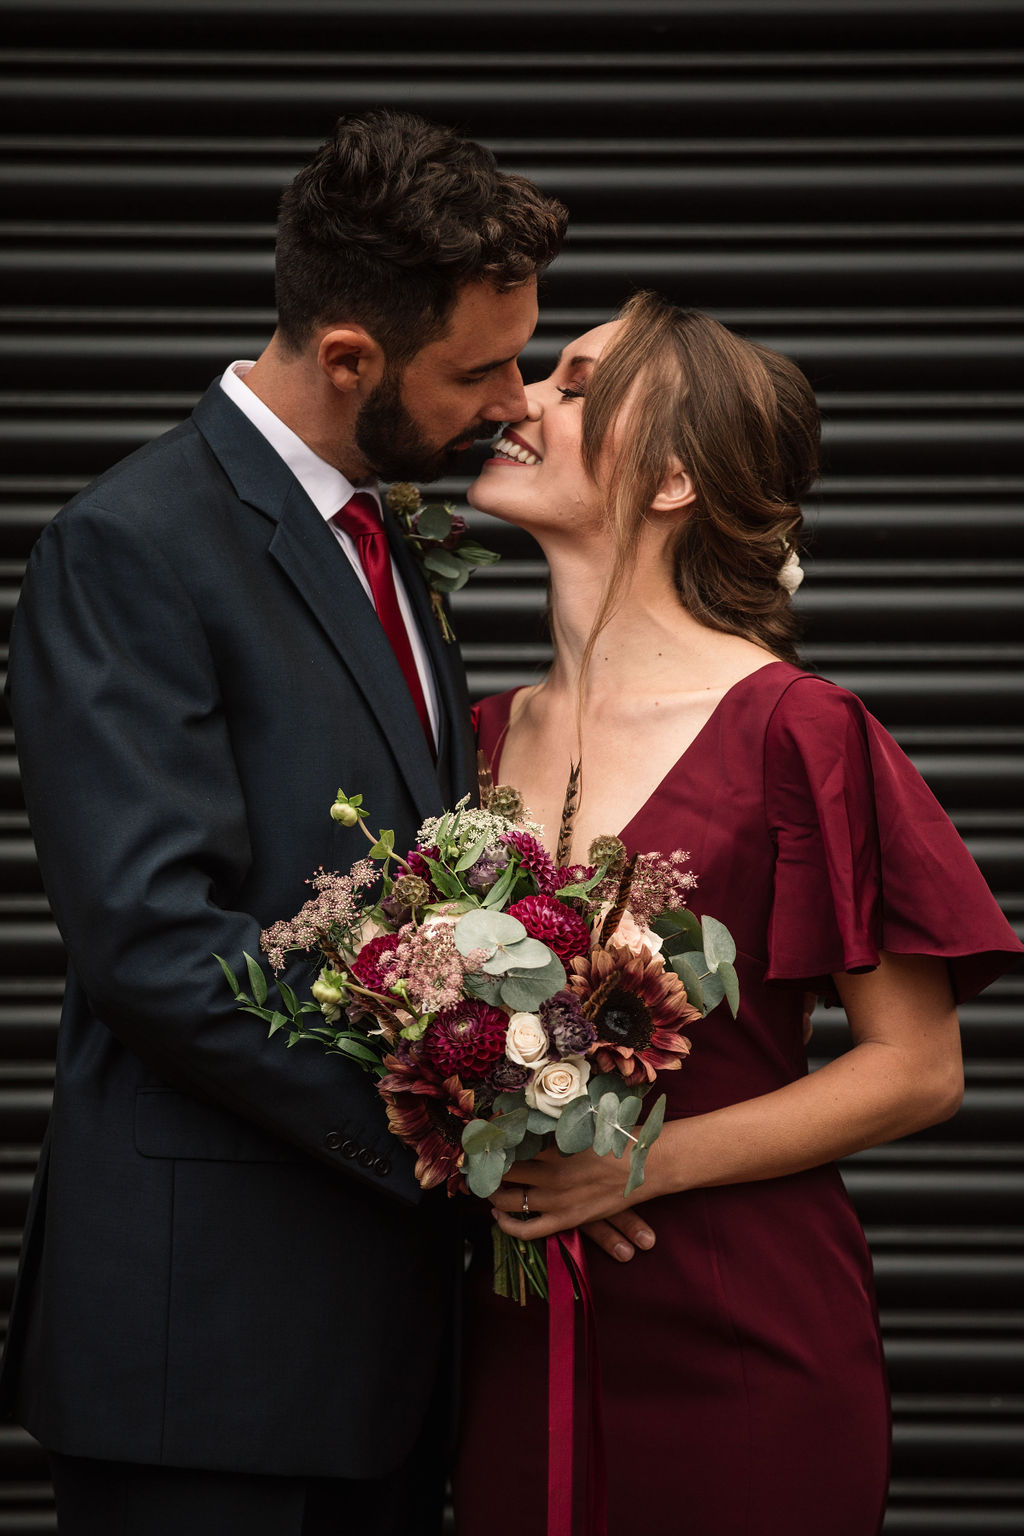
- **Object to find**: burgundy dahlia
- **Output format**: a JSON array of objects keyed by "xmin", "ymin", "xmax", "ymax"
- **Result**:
[
  {"xmin": 508, "ymin": 894, "xmax": 592, "ymax": 964},
  {"xmin": 502, "ymin": 830, "xmax": 558, "ymax": 895},
  {"xmin": 424, "ymin": 999, "xmax": 509, "ymax": 1080},
  {"xmin": 350, "ymin": 932, "xmax": 401, "ymax": 993}
]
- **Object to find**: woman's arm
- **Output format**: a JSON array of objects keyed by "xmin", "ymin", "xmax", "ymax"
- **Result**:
[{"xmin": 492, "ymin": 950, "xmax": 963, "ymax": 1238}]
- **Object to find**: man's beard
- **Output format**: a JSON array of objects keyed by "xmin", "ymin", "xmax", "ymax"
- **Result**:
[{"xmin": 354, "ymin": 370, "xmax": 487, "ymax": 483}]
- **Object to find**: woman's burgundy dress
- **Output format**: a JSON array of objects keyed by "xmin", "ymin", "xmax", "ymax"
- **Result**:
[{"xmin": 453, "ymin": 662, "xmax": 1022, "ymax": 1536}]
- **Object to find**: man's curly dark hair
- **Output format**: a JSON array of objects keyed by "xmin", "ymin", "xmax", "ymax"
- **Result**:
[{"xmin": 274, "ymin": 109, "xmax": 568, "ymax": 363}]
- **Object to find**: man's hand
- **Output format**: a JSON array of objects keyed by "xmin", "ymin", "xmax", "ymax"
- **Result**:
[{"xmin": 581, "ymin": 1210, "xmax": 656, "ymax": 1262}]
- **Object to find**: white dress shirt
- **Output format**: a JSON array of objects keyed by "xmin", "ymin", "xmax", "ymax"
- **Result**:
[{"xmin": 219, "ymin": 362, "xmax": 439, "ymax": 748}]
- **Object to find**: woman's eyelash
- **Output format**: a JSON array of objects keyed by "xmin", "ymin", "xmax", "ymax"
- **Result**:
[{"xmin": 557, "ymin": 385, "xmax": 586, "ymax": 401}]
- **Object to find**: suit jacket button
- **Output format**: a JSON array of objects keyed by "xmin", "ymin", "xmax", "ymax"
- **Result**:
[
  {"xmin": 356, "ymin": 1148, "xmax": 375, "ymax": 1169},
  {"xmin": 340, "ymin": 1139, "xmax": 359, "ymax": 1158},
  {"xmin": 324, "ymin": 1131, "xmax": 343, "ymax": 1151},
  {"xmin": 373, "ymin": 1155, "xmax": 391, "ymax": 1176}
]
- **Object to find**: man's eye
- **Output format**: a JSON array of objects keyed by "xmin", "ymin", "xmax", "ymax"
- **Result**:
[{"xmin": 557, "ymin": 385, "xmax": 585, "ymax": 401}]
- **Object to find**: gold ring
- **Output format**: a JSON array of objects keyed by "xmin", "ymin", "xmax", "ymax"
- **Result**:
[{"xmin": 521, "ymin": 1186, "xmax": 530, "ymax": 1217}]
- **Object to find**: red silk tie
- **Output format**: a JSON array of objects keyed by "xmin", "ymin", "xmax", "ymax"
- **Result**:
[{"xmin": 333, "ymin": 492, "xmax": 434, "ymax": 752}]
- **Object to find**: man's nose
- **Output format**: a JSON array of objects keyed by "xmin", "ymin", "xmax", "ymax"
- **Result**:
[{"xmin": 483, "ymin": 364, "xmax": 529, "ymax": 423}]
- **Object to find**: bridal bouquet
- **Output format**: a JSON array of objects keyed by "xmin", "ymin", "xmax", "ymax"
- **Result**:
[{"xmin": 219, "ymin": 784, "xmax": 739, "ymax": 1299}]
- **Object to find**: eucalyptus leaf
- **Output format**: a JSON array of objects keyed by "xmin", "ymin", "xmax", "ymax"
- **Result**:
[
  {"xmin": 213, "ymin": 953, "xmax": 241, "ymax": 995},
  {"xmin": 465, "ymin": 1146, "xmax": 507, "ymax": 1198},
  {"xmin": 701, "ymin": 914, "xmax": 737, "ymax": 969},
  {"xmin": 415, "ymin": 503, "xmax": 453, "ymax": 541},
  {"xmin": 700, "ymin": 970, "xmax": 726, "ymax": 1015},
  {"xmin": 527, "ymin": 1107, "xmax": 561, "ymax": 1136},
  {"xmin": 651, "ymin": 909, "xmax": 703, "ymax": 948},
  {"xmin": 670, "ymin": 954, "xmax": 705, "ymax": 1013},
  {"xmin": 499, "ymin": 954, "xmax": 566, "ymax": 1012},
  {"xmin": 454, "ymin": 908, "xmax": 525, "ymax": 956},
  {"xmin": 512, "ymin": 1129, "xmax": 546, "ymax": 1163},
  {"xmin": 586, "ymin": 1071, "xmax": 635, "ymax": 1107},
  {"xmin": 482, "ymin": 936, "xmax": 554, "ymax": 974},
  {"xmin": 244, "ymin": 952, "xmax": 268, "ymax": 1007},
  {"xmin": 492, "ymin": 1090, "xmax": 528, "ymax": 1117},
  {"xmin": 491, "ymin": 1106, "xmax": 530, "ymax": 1150},
  {"xmin": 717, "ymin": 958, "xmax": 740, "ymax": 1017},
  {"xmin": 463, "ymin": 971, "xmax": 503, "ymax": 1005},
  {"xmin": 554, "ymin": 1094, "xmax": 596, "ymax": 1153},
  {"xmin": 623, "ymin": 1142, "xmax": 650, "ymax": 1199},
  {"xmin": 592, "ymin": 1091, "xmax": 621, "ymax": 1157},
  {"xmin": 428, "ymin": 570, "xmax": 470, "ymax": 593},
  {"xmin": 462, "ymin": 1118, "xmax": 502, "ymax": 1157},
  {"xmin": 637, "ymin": 1092, "xmax": 667, "ymax": 1151},
  {"xmin": 609, "ymin": 1094, "xmax": 643, "ymax": 1157},
  {"xmin": 423, "ymin": 548, "xmax": 464, "ymax": 579}
]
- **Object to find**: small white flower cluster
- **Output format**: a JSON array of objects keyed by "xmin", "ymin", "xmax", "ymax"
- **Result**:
[{"xmin": 416, "ymin": 796, "xmax": 542, "ymax": 854}]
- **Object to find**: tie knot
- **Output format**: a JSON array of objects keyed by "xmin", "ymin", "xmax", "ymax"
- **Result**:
[{"xmin": 335, "ymin": 491, "xmax": 383, "ymax": 541}]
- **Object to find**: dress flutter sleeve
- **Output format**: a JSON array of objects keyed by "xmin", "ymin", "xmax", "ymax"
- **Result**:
[{"xmin": 763, "ymin": 674, "xmax": 1023, "ymax": 1002}]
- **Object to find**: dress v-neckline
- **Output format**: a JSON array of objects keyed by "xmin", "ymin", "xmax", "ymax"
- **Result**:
[{"xmin": 486, "ymin": 659, "xmax": 791, "ymax": 844}]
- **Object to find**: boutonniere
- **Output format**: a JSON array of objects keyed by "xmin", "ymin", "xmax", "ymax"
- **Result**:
[{"xmin": 385, "ymin": 482, "xmax": 500, "ymax": 643}]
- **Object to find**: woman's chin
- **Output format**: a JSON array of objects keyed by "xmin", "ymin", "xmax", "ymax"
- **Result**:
[{"xmin": 466, "ymin": 477, "xmax": 518, "ymax": 522}]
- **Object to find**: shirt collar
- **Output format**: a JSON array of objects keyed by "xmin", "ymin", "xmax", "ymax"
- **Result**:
[{"xmin": 218, "ymin": 361, "xmax": 379, "ymax": 521}]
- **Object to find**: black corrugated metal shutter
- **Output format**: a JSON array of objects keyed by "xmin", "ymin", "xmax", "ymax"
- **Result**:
[{"xmin": 1, "ymin": 3, "xmax": 1021, "ymax": 1531}]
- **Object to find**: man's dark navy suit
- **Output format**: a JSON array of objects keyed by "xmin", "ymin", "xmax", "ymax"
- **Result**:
[{"xmin": 0, "ymin": 382, "xmax": 476, "ymax": 1482}]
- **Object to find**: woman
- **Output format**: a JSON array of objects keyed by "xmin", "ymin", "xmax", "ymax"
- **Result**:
[{"xmin": 453, "ymin": 292, "xmax": 1022, "ymax": 1535}]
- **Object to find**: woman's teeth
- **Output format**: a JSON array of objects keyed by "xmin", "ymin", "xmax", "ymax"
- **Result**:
[{"xmin": 492, "ymin": 436, "xmax": 541, "ymax": 465}]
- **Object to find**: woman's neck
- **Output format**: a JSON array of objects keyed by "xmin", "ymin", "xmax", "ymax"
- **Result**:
[{"xmin": 538, "ymin": 526, "xmax": 724, "ymax": 703}]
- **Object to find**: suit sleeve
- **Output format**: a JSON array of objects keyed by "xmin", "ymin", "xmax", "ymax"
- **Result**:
[{"xmin": 9, "ymin": 499, "xmax": 424, "ymax": 1202}]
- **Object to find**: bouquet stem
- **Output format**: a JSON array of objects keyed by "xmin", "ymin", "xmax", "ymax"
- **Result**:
[{"xmin": 492, "ymin": 1224, "xmax": 548, "ymax": 1304}]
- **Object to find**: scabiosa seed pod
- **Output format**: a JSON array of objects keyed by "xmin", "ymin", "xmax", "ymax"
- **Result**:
[
  {"xmin": 390, "ymin": 874, "xmax": 431, "ymax": 911},
  {"xmin": 385, "ymin": 482, "xmax": 423, "ymax": 517},
  {"xmin": 588, "ymin": 834, "xmax": 627, "ymax": 875},
  {"xmin": 486, "ymin": 784, "xmax": 526, "ymax": 821}
]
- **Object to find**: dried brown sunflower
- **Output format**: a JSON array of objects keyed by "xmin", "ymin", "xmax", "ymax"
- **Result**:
[{"xmin": 569, "ymin": 943, "xmax": 699, "ymax": 1087}]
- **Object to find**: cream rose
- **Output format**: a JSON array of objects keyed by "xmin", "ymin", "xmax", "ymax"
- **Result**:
[
  {"xmin": 525, "ymin": 1055, "xmax": 591, "ymax": 1118},
  {"xmin": 595, "ymin": 905, "xmax": 664, "ymax": 957},
  {"xmin": 505, "ymin": 1012, "xmax": 550, "ymax": 1068}
]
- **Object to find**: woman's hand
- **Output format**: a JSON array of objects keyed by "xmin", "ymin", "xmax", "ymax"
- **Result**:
[{"xmin": 491, "ymin": 1141, "xmax": 662, "ymax": 1243}]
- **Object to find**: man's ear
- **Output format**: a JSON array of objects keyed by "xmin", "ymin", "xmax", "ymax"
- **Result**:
[
  {"xmin": 650, "ymin": 458, "xmax": 696, "ymax": 515},
  {"xmin": 317, "ymin": 326, "xmax": 386, "ymax": 395}
]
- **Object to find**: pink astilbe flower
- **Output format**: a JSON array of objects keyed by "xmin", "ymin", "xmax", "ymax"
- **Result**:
[
  {"xmin": 384, "ymin": 920, "xmax": 467, "ymax": 1015},
  {"xmin": 594, "ymin": 850, "xmax": 698, "ymax": 926},
  {"xmin": 261, "ymin": 861, "xmax": 379, "ymax": 971}
]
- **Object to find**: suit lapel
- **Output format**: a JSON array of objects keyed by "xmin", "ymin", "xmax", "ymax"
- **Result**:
[{"xmin": 192, "ymin": 384, "xmax": 443, "ymax": 824}]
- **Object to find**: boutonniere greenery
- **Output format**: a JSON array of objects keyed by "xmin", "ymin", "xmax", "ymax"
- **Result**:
[{"xmin": 385, "ymin": 482, "xmax": 500, "ymax": 643}]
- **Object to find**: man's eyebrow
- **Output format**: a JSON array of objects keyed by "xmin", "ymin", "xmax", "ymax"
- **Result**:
[{"xmin": 463, "ymin": 351, "xmax": 519, "ymax": 374}]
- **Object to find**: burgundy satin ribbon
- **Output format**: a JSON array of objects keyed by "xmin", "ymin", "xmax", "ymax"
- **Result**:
[{"xmin": 546, "ymin": 1230, "xmax": 607, "ymax": 1536}]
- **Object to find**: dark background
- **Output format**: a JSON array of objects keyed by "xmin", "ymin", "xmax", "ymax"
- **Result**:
[{"xmin": 0, "ymin": 1, "xmax": 1021, "ymax": 1531}]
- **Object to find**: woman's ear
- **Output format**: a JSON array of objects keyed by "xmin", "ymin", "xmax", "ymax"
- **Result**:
[
  {"xmin": 650, "ymin": 458, "xmax": 696, "ymax": 515},
  {"xmin": 317, "ymin": 326, "xmax": 386, "ymax": 395}
]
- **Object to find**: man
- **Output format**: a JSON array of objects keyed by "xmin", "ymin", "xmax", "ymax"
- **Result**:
[{"xmin": 0, "ymin": 109, "xmax": 566, "ymax": 1535}]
